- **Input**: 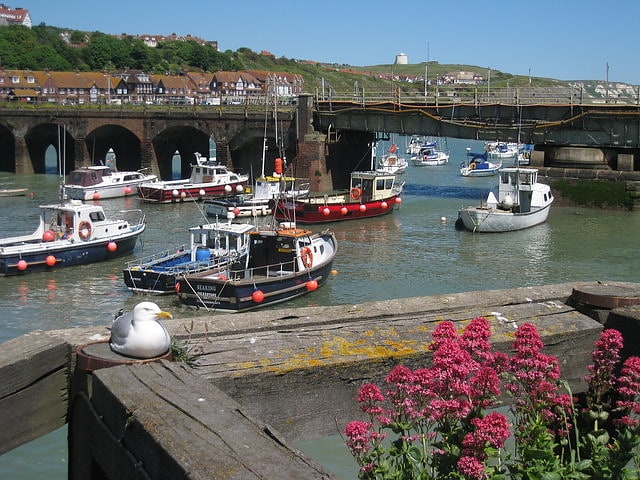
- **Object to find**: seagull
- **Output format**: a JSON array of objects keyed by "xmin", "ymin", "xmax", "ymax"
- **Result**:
[{"xmin": 109, "ymin": 301, "xmax": 172, "ymax": 359}]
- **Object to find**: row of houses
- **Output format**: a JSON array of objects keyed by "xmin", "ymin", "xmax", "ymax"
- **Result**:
[{"xmin": 0, "ymin": 69, "xmax": 304, "ymax": 105}]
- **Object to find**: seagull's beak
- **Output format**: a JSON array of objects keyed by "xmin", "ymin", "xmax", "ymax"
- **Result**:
[{"xmin": 156, "ymin": 311, "xmax": 173, "ymax": 320}]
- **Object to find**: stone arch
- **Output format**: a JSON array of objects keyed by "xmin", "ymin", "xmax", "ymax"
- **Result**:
[
  {"xmin": 151, "ymin": 126, "xmax": 211, "ymax": 180},
  {"xmin": 24, "ymin": 123, "xmax": 74, "ymax": 174},
  {"xmin": 85, "ymin": 125, "xmax": 142, "ymax": 171}
]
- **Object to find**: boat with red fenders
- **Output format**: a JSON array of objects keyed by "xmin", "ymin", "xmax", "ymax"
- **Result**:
[
  {"xmin": 274, "ymin": 143, "xmax": 403, "ymax": 224},
  {"xmin": 137, "ymin": 153, "xmax": 248, "ymax": 203}
]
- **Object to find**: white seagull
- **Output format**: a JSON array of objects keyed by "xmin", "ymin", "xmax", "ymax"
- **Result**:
[{"xmin": 109, "ymin": 301, "xmax": 173, "ymax": 359}]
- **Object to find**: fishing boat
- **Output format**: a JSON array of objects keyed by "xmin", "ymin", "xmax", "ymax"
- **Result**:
[
  {"xmin": 65, "ymin": 166, "xmax": 157, "ymax": 200},
  {"xmin": 460, "ymin": 149, "xmax": 502, "ymax": 177},
  {"xmin": 274, "ymin": 169, "xmax": 402, "ymax": 224},
  {"xmin": 137, "ymin": 153, "xmax": 248, "ymax": 203},
  {"xmin": 175, "ymin": 224, "xmax": 337, "ymax": 312},
  {"xmin": 123, "ymin": 220, "xmax": 255, "ymax": 294},
  {"xmin": 274, "ymin": 143, "xmax": 403, "ymax": 224},
  {"xmin": 0, "ymin": 197, "xmax": 145, "ymax": 276},
  {"xmin": 456, "ymin": 167, "xmax": 554, "ymax": 232},
  {"xmin": 410, "ymin": 141, "xmax": 450, "ymax": 166},
  {"xmin": 377, "ymin": 143, "xmax": 408, "ymax": 174}
]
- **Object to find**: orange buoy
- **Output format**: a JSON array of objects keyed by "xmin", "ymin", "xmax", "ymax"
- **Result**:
[
  {"xmin": 306, "ymin": 279, "xmax": 318, "ymax": 291},
  {"xmin": 42, "ymin": 230, "xmax": 56, "ymax": 242},
  {"xmin": 45, "ymin": 255, "xmax": 56, "ymax": 267},
  {"xmin": 252, "ymin": 290, "xmax": 265, "ymax": 303},
  {"xmin": 107, "ymin": 241, "xmax": 117, "ymax": 252},
  {"xmin": 274, "ymin": 157, "xmax": 283, "ymax": 175},
  {"xmin": 17, "ymin": 259, "xmax": 27, "ymax": 271}
]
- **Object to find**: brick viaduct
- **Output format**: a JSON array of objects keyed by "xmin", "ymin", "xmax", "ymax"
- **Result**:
[{"xmin": 0, "ymin": 95, "xmax": 358, "ymax": 192}]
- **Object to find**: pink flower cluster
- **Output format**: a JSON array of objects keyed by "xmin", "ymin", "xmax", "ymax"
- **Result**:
[{"xmin": 343, "ymin": 320, "xmax": 640, "ymax": 480}]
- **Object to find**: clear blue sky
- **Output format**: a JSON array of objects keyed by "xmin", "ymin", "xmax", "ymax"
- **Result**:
[{"xmin": 17, "ymin": 0, "xmax": 640, "ymax": 85}]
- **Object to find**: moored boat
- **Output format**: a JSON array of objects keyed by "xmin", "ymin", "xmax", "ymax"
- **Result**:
[
  {"xmin": 137, "ymin": 153, "xmax": 248, "ymax": 203},
  {"xmin": 377, "ymin": 143, "xmax": 408, "ymax": 174},
  {"xmin": 274, "ymin": 169, "xmax": 403, "ymax": 224},
  {"xmin": 410, "ymin": 141, "xmax": 450, "ymax": 166},
  {"xmin": 65, "ymin": 166, "xmax": 157, "ymax": 200},
  {"xmin": 204, "ymin": 158, "xmax": 310, "ymax": 219},
  {"xmin": 0, "ymin": 187, "xmax": 28, "ymax": 197},
  {"xmin": 456, "ymin": 167, "xmax": 554, "ymax": 232},
  {"xmin": 123, "ymin": 220, "xmax": 255, "ymax": 294},
  {"xmin": 175, "ymin": 224, "xmax": 337, "ymax": 312},
  {"xmin": 485, "ymin": 141, "xmax": 520, "ymax": 160},
  {"xmin": 0, "ymin": 199, "xmax": 145, "ymax": 275},
  {"xmin": 460, "ymin": 149, "xmax": 502, "ymax": 177}
]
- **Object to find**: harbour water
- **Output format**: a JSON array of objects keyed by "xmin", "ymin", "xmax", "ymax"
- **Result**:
[{"xmin": 1, "ymin": 137, "xmax": 639, "ymax": 479}]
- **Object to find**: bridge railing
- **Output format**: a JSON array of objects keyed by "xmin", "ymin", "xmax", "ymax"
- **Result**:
[{"xmin": 314, "ymin": 85, "xmax": 640, "ymax": 108}]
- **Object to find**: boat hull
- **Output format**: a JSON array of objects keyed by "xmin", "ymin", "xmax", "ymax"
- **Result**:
[
  {"xmin": 457, "ymin": 205, "xmax": 551, "ymax": 232},
  {"xmin": 274, "ymin": 196, "xmax": 401, "ymax": 224},
  {"xmin": 176, "ymin": 260, "xmax": 335, "ymax": 312},
  {"xmin": 137, "ymin": 182, "xmax": 246, "ymax": 203},
  {"xmin": 0, "ymin": 227, "xmax": 144, "ymax": 276},
  {"xmin": 66, "ymin": 182, "xmax": 146, "ymax": 200}
]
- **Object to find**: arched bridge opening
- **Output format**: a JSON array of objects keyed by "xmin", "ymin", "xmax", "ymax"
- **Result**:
[
  {"xmin": 86, "ymin": 125, "xmax": 142, "ymax": 171},
  {"xmin": 24, "ymin": 124, "xmax": 74, "ymax": 174},
  {"xmin": 152, "ymin": 126, "xmax": 210, "ymax": 180},
  {"xmin": 0, "ymin": 124, "xmax": 15, "ymax": 173}
]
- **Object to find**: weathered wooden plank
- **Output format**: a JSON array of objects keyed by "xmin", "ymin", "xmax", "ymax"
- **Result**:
[
  {"xmin": 0, "ymin": 331, "xmax": 69, "ymax": 398},
  {"xmin": 0, "ymin": 369, "xmax": 68, "ymax": 454},
  {"xmin": 86, "ymin": 361, "xmax": 336, "ymax": 480},
  {"xmin": 0, "ymin": 332, "xmax": 69, "ymax": 455}
]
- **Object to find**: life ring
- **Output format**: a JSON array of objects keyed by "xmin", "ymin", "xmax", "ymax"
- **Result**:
[
  {"xmin": 469, "ymin": 162, "xmax": 476, "ymax": 170},
  {"xmin": 350, "ymin": 187, "xmax": 362, "ymax": 200},
  {"xmin": 78, "ymin": 221, "xmax": 92, "ymax": 240},
  {"xmin": 300, "ymin": 247, "xmax": 313, "ymax": 268}
]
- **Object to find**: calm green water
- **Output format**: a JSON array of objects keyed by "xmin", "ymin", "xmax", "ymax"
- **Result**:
[{"xmin": 1, "ymin": 137, "xmax": 639, "ymax": 479}]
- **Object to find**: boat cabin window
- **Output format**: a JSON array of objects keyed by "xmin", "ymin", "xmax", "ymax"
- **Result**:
[{"xmin": 89, "ymin": 211, "xmax": 105, "ymax": 222}]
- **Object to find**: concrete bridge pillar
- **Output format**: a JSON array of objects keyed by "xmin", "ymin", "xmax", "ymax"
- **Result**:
[{"xmin": 14, "ymin": 136, "xmax": 33, "ymax": 174}]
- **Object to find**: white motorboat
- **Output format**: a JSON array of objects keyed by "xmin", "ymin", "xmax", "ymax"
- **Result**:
[
  {"xmin": 65, "ymin": 166, "xmax": 157, "ymax": 200},
  {"xmin": 456, "ymin": 167, "xmax": 554, "ymax": 232}
]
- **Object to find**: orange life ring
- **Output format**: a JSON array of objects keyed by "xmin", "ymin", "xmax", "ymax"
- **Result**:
[
  {"xmin": 300, "ymin": 246, "xmax": 313, "ymax": 268},
  {"xmin": 350, "ymin": 187, "xmax": 362, "ymax": 200},
  {"xmin": 78, "ymin": 221, "xmax": 92, "ymax": 240}
]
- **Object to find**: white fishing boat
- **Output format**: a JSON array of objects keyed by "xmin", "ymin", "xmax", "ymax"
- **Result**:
[
  {"xmin": 137, "ymin": 153, "xmax": 249, "ymax": 203},
  {"xmin": 456, "ymin": 167, "xmax": 554, "ymax": 232}
]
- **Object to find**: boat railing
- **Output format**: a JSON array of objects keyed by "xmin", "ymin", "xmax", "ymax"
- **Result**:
[
  {"xmin": 125, "ymin": 245, "xmax": 189, "ymax": 268},
  {"xmin": 119, "ymin": 208, "xmax": 146, "ymax": 227},
  {"xmin": 231, "ymin": 258, "xmax": 298, "ymax": 280}
]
